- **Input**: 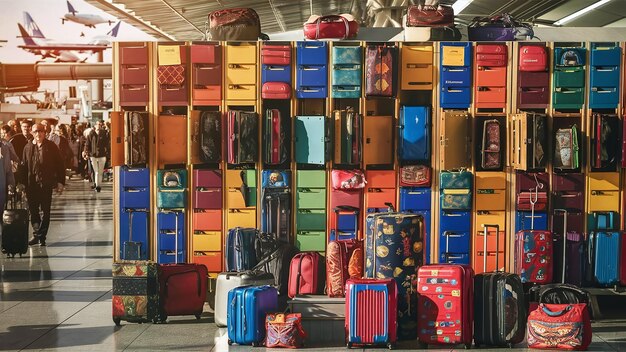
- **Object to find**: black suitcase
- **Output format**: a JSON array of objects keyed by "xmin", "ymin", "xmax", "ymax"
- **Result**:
[
  {"xmin": 199, "ymin": 111, "xmax": 222, "ymax": 163},
  {"xmin": 2, "ymin": 191, "xmax": 29, "ymax": 257},
  {"xmin": 124, "ymin": 111, "xmax": 149, "ymax": 166},
  {"xmin": 473, "ymin": 224, "xmax": 527, "ymax": 348},
  {"xmin": 262, "ymin": 190, "xmax": 291, "ymax": 243},
  {"xmin": 252, "ymin": 241, "xmax": 299, "ymax": 296},
  {"xmin": 228, "ymin": 110, "xmax": 258, "ymax": 164}
]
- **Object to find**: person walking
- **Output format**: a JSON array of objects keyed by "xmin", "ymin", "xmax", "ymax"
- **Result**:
[
  {"xmin": 17, "ymin": 123, "xmax": 65, "ymax": 246},
  {"xmin": 0, "ymin": 125, "xmax": 18, "ymax": 216},
  {"xmin": 83, "ymin": 120, "xmax": 109, "ymax": 193},
  {"xmin": 10, "ymin": 120, "xmax": 33, "ymax": 158}
]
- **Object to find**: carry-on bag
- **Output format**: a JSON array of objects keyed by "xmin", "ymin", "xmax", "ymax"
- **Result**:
[
  {"xmin": 1, "ymin": 190, "xmax": 29, "ymax": 258},
  {"xmin": 228, "ymin": 110, "xmax": 258, "ymax": 164},
  {"xmin": 345, "ymin": 278, "xmax": 397, "ymax": 349},
  {"xmin": 227, "ymin": 285, "xmax": 279, "ymax": 346},
  {"xmin": 515, "ymin": 229, "xmax": 553, "ymax": 284},
  {"xmin": 554, "ymin": 125, "xmax": 579, "ymax": 170},
  {"xmin": 124, "ymin": 111, "xmax": 149, "ymax": 166},
  {"xmin": 288, "ymin": 252, "xmax": 326, "ymax": 298},
  {"xmin": 326, "ymin": 239, "xmax": 363, "ymax": 297},
  {"xmin": 208, "ymin": 8, "xmax": 262, "ymax": 41},
  {"xmin": 264, "ymin": 109, "xmax": 287, "ymax": 165},
  {"xmin": 417, "ymin": 264, "xmax": 474, "ymax": 349},
  {"xmin": 265, "ymin": 313, "xmax": 306, "ymax": 348},
  {"xmin": 112, "ymin": 261, "xmax": 159, "ymax": 326},
  {"xmin": 262, "ymin": 82, "xmax": 291, "ymax": 100},
  {"xmin": 399, "ymin": 106, "xmax": 431, "ymax": 163},
  {"xmin": 519, "ymin": 45, "xmax": 548, "ymax": 72},
  {"xmin": 331, "ymin": 169, "xmax": 366, "ymax": 190},
  {"xmin": 199, "ymin": 111, "xmax": 222, "ymax": 163},
  {"xmin": 474, "ymin": 224, "xmax": 527, "ymax": 348},
  {"xmin": 468, "ymin": 13, "xmax": 534, "ymax": 41},
  {"xmin": 225, "ymin": 227, "xmax": 259, "ymax": 272},
  {"xmin": 156, "ymin": 169, "xmax": 187, "ymax": 209},
  {"xmin": 589, "ymin": 231, "xmax": 621, "ymax": 286},
  {"xmin": 252, "ymin": 242, "xmax": 300, "ymax": 296},
  {"xmin": 303, "ymin": 14, "xmax": 359, "ymax": 40},
  {"xmin": 214, "ymin": 270, "xmax": 275, "ymax": 327},
  {"xmin": 527, "ymin": 303, "xmax": 592, "ymax": 350},
  {"xmin": 157, "ymin": 263, "xmax": 208, "ymax": 322},
  {"xmin": 406, "ymin": 4, "xmax": 454, "ymax": 27},
  {"xmin": 122, "ymin": 209, "xmax": 147, "ymax": 261},
  {"xmin": 365, "ymin": 45, "xmax": 395, "ymax": 97}
]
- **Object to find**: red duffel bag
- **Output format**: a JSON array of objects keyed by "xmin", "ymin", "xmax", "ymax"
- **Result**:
[
  {"xmin": 303, "ymin": 14, "xmax": 359, "ymax": 40},
  {"xmin": 406, "ymin": 4, "xmax": 454, "ymax": 27},
  {"xmin": 527, "ymin": 303, "xmax": 592, "ymax": 350}
]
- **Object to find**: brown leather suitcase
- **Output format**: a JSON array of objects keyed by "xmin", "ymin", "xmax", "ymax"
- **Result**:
[
  {"xmin": 440, "ymin": 111, "xmax": 471, "ymax": 170},
  {"xmin": 363, "ymin": 115, "xmax": 393, "ymax": 166},
  {"xmin": 110, "ymin": 111, "xmax": 124, "ymax": 167},
  {"xmin": 158, "ymin": 114, "xmax": 188, "ymax": 166}
]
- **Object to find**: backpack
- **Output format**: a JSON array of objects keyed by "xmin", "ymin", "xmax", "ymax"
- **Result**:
[{"xmin": 560, "ymin": 50, "xmax": 583, "ymax": 66}]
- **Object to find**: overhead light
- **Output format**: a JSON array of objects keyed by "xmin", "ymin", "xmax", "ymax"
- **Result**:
[
  {"xmin": 452, "ymin": 0, "xmax": 474, "ymax": 14},
  {"xmin": 554, "ymin": 0, "xmax": 613, "ymax": 26}
]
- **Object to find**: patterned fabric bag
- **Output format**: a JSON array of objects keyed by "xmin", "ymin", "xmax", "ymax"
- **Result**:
[
  {"xmin": 527, "ymin": 303, "xmax": 592, "ymax": 350},
  {"xmin": 157, "ymin": 65, "xmax": 185, "ymax": 86},
  {"xmin": 265, "ymin": 313, "xmax": 306, "ymax": 348}
]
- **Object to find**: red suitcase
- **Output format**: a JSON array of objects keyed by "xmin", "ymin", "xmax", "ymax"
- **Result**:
[
  {"xmin": 262, "ymin": 81, "xmax": 291, "ymax": 99},
  {"xmin": 265, "ymin": 108, "xmax": 283, "ymax": 165},
  {"xmin": 519, "ymin": 45, "xmax": 547, "ymax": 72},
  {"xmin": 345, "ymin": 278, "xmax": 397, "ymax": 349},
  {"xmin": 262, "ymin": 45, "xmax": 291, "ymax": 65},
  {"xmin": 326, "ymin": 239, "xmax": 363, "ymax": 297},
  {"xmin": 157, "ymin": 263, "xmax": 208, "ymax": 322},
  {"xmin": 417, "ymin": 264, "xmax": 474, "ymax": 349},
  {"xmin": 288, "ymin": 252, "xmax": 326, "ymax": 298},
  {"xmin": 515, "ymin": 230, "xmax": 553, "ymax": 284},
  {"xmin": 475, "ymin": 44, "xmax": 507, "ymax": 67}
]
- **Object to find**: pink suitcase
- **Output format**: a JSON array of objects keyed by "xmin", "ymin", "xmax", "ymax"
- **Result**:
[
  {"xmin": 345, "ymin": 278, "xmax": 397, "ymax": 349},
  {"xmin": 417, "ymin": 264, "xmax": 474, "ymax": 349}
]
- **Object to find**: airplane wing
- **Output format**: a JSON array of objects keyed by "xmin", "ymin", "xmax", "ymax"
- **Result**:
[{"xmin": 18, "ymin": 44, "xmax": 108, "ymax": 52}]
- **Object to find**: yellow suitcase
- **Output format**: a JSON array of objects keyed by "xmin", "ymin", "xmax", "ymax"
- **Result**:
[{"xmin": 193, "ymin": 231, "xmax": 222, "ymax": 252}]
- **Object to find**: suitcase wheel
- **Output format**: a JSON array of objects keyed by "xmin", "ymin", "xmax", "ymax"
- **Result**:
[
  {"xmin": 227, "ymin": 339, "xmax": 232, "ymax": 345},
  {"xmin": 387, "ymin": 342, "xmax": 394, "ymax": 350},
  {"xmin": 195, "ymin": 313, "xmax": 201, "ymax": 320},
  {"xmin": 346, "ymin": 342, "xmax": 353, "ymax": 349},
  {"xmin": 252, "ymin": 341, "xmax": 261, "ymax": 347},
  {"xmin": 464, "ymin": 343, "xmax": 472, "ymax": 349},
  {"xmin": 158, "ymin": 314, "xmax": 167, "ymax": 323},
  {"xmin": 113, "ymin": 317, "xmax": 121, "ymax": 326}
]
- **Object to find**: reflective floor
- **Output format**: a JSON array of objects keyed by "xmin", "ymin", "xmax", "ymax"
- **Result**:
[{"xmin": 1, "ymin": 179, "xmax": 626, "ymax": 351}]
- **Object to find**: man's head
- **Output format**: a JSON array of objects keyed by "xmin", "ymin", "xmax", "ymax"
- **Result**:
[
  {"xmin": 21, "ymin": 120, "xmax": 32, "ymax": 136},
  {"xmin": 94, "ymin": 120, "xmax": 104, "ymax": 132},
  {"xmin": 1, "ymin": 125, "xmax": 12, "ymax": 140},
  {"xmin": 31, "ymin": 123, "xmax": 46, "ymax": 144}
]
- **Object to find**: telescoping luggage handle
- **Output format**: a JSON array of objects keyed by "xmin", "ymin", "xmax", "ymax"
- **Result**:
[
  {"xmin": 553, "ymin": 208, "xmax": 568, "ymax": 284},
  {"xmin": 482, "ymin": 224, "xmax": 501, "ymax": 272},
  {"xmin": 163, "ymin": 209, "xmax": 183, "ymax": 264}
]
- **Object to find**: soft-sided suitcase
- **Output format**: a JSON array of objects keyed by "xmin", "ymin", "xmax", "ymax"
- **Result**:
[
  {"xmin": 364, "ymin": 212, "xmax": 423, "ymax": 340},
  {"xmin": 288, "ymin": 251, "xmax": 326, "ymax": 298},
  {"xmin": 333, "ymin": 107, "xmax": 362, "ymax": 166},
  {"xmin": 227, "ymin": 110, "xmax": 258, "ymax": 164},
  {"xmin": 481, "ymin": 119, "xmax": 502, "ymax": 170},
  {"xmin": 252, "ymin": 242, "xmax": 300, "ymax": 296},
  {"xmin": 590, "ymin": 231, "xmax": 621, "ymax": 286},
  {"xmin": 1, "ymin": 191, "xmax": 28, "ymax": 258},
  {"xmin": 345, "ymin": 278, "xmax": 397, "ymax": 349},
  {"xmin": 399, "ymin": 106, "xmax": 430, "ymax": 162},
  {"xmin": 326, "ymin": 239, "xmax": 363, "ymax": 297},
  {"xmin": 225, "ymin": 227, "xmax": 259, "ymax": 271},
  {"xmin": 199, "ymin": 111, "xmax": 222, "ymax": 163},
  {"xmin": 112, "ymin": 261, "xmax": 159, "ymax": 326},
  {"xmin": 365, "ymin": 44, "xmax": 395, "ymax": 97},
  {"xmin": 515, "ymin": 230, "xmax": 553, "ymax": 284},
  {"xmin": 417, "ymin": 264, "xmax": 474, "ymax": 349},
  {"xmin": 227, "ymin": 285, "xmax": 279, "ymax": 346},
  {"xmin": 157, "ymin": 263, "xmax": 208, "ymax": 322},
  {"xmin": 214, "ymin": 270, "xmax": 275, "ymax": 327},
  {"xmin": 124, "ymin": 111, "xmax": 149, "ymax": 166},
  {"xmin": 264, "ymin": 109, "xmax": 288, "ymax": 165}
]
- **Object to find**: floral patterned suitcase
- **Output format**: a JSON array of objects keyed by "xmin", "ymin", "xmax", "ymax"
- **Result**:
[{"xmin": 112, "ymin": 261, "xmax": 159, "ymax": 326}]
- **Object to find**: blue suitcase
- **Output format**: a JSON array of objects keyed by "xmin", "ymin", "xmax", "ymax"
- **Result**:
[
  {"xmin": 120, "ymin": 167, "xmax": 150, "ymax": 209},
  {"xmin": 331, "ymin": 46, "xmax": 362, "ymax": 98},
  {"xmin": 294, "ymin": 116, "xmax": 327, "ymax": 165},
  {"xmin": 399, "ymin": 106, "xmax": 430, "ymax": 162},
  {"xmin": 590, "ymin": 231, "xmax": 621, "ymax": 286},
  {"xmin": 588, "ymin": 211, "xmax": 618, "ymax": 231},
  {"xmin": 515, "ymin": 211, "xmax": 548, "ymax": 232},
  {"xmin": 589, "ymin": 44, "xmax": 620, "ymax": 109},
  {"xmin": 329, "ymin": 206, "xmax": 359, "ymax": 242},
  {"xmin": 119, "ymin": 209, "xmax": 149, "ymax": 260},
  {"xmin": 296, "ymin": 41, "xmax": 327, "ymax": 65},
  {"xmin": 440, "ymin": 42, "xmax": 472, "ymax": 109},
  {"xmin": 157, "ymin": 210, "xmax": 185, "ymax": 264},
  {"xmin": 262, "ymin": 64, "xmax": 291, "ymax": 84},
  {"xmin": 156, "ymin": 169, "xmax": 187, "ymax": 209},
  {"xmin": 225, "ymin": 227, "xmax": 259, "ymax": 271},
  {"xmin": 590, "ymin": 43, "xmax": 620, "ymax": 66},
  {"xmin": 439, "ymin": 210, "xmax": 471, "ymax": 264},
  {"xmin": 296, "ymin": 42, "xmax": 327, "ymax": 99},
  {"xmin": 399, "ymin": 188, "xmax": 431, "ymax": 210},
  {"xmin": 227, "ymin": 285, "xmax": 278, "ymax": 346}
]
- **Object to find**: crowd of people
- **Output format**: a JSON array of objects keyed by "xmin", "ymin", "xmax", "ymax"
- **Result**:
[{"xmin": 0, "ymin": 118, "xmax": 111, "ymax": 247}]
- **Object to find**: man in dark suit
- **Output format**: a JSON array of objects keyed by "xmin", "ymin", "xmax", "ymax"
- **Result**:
[
  {"xmin": 18, "ymin": 123, "xmax": 66, "ymax": 246},
  {"xmin": 10, "ymin": 120, "xmax": 33, "ymax": 158}
]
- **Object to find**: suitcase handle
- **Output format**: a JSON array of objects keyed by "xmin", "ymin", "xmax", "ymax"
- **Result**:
[
  {"xmin": 406, "ymin": 63, "xmax": 429, "ymax": 69},
  {"xmin": 266, "ymin": 66, "xmax": 286, "ymax": 71},
  {"xmin": 553, "ymin": 209, "xmax": 568, "ymax": 284},
  {"xmin": 482, "ymin": 224, "xmax": 500, "ymax": 272}
]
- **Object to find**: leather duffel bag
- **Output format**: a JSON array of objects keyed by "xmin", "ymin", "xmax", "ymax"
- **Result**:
[
  {"xmin": 303, "ymin": 14, "xmax": 359, "ymax": 40},
  {"xmin": 208, "ymin": 8, "xmax": 261, "ymax": 40},
  {"xmin": 406, "ymin": 4, "xmax": 454, "ymax": 27}
]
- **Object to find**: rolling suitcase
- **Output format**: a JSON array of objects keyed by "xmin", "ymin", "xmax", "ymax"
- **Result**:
[
  {"xmin": 474, "ymin": 224, "xmax": 527, "ymax": 348},
  {"xmin": 553, "ymin": 209, "xmax": 587, "ymax": 286},
  {"xmin": 225, "ymin": 227, "xmax": 259, "ymax": 271},
  {"xmin": 589, "ymin": 231, "xmax": 620, "ymax": 286},
  {"xmin": 121, "ymin": 209, "xmax": 147, "ymax": 260},
  {"xmin": 288, "ymin": 252, "xmax": 326, "ymax": 298},
  {"xmin": 227, "ymin": 285, "xmax": 279, "ymax": 346},
  {"xmin": 514, "ymin": 229, "xmax": 553, "ymax": 284},
  {"xmin": 1, "ymin": 190, "xmax": 28, "ymax": 258},
  {"xmin": 252, "ymin": 242, "xmax": 300, "ymax": 296},
  {"xmin": 157, "ymin": 263, "xmax": 208, "ymax": 322},
  {"xmin": 124, "ymin": 111, "xmax": 149, "ymax": 166},
  {"xmin": 364, "ymin": 212, "xmax": 424, "ymax": 340},
  {"xmin": 199, "ymin": 111, "xmax": 222, "ymax": 163},
  {"xmin": 345, "ymin": 278, "xmax": 397, "ymax": 349},
  {"xmin": 326, "ymin": 239, "xmax": 363, "ymax": 297},
  {"xmin": 214, "ymin": 270, "xmax": 275, "ymax": 327},
  {"xmin": 112, "ymin": 261, "xmax": 159, "ymax": 326},
  {"xmin": 417, "ymin": 264, "xmax": 474, "ymax": 349},
  {"xmin": 399, "ymin": 106, "xmax": 430, "ymax": 162},
  {"xmin": 227, "ymin": 110, "xmax": 258, "ymax": 164},
  {"xmin": 264, "ymin": 109, "xmax": 288, "ymax": 165}
]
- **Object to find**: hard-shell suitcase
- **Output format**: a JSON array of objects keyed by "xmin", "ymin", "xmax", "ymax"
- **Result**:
[
  {"xmin": 475, "ymin": 44, "xmax": 507, "ymax": 67},
  {"xmin": 1, "ymin": 191, "xmax": 28, "ymax": 258},
  {"xmin": 334, "ymin": 107, "xmax": 362, "ymax": 166},
  {"xmin": 264, "ymin": 109, "xmax": 288, "ymax": 165},
  {"xmin": 519, "ymin": 45, "xmax": 548, "ymax": 72},
  {"xmin": 157, "ymin": 263, "xmax": 208, "ymax": 322},
  {"xmin": 345, "ymin": 278, "xmax": 397, "ymax": 349},
  {"xmin": 329, "ymin": 205, "xmax": 360, "ymax": 242},
  {"xmin": 227, "ymin": 285, "xmax": 279, "ymax": 346},
  {"xmin": 515, "ymin": 230, "xmax": 553, "ymax": 284},
  {"xmin": 261, "ymin": 187, "xmax": 291, "ymax": 243},
  {"xmin": 124, "ymin": 111, "xmax": 149, "ymax": 166},
  {"xmin": 288, "ymin": 251, "xmax": 326, "ymax": 298},
  {"xmin": 399, "ymin": 106, "xmax": 430, "ymax": 162},
  {"xmin": 214, "ymin": 270, "xmax": 275, "ymax": 327},
  {"xmin": 199, "ymin": 111, "xmax": 222, "ymax": 163},
  {"xmin": 417, "ymin": 264, "xmax": 474, "ymax": 349},
  {"xmin": 112, "ymin": 261, "xmax": 159, "ymax": 326},
  {"xmin": 227, "ymin": 110, "xmax": 259, "ymax": 164},
  {"xmin": 365, "ymin": 44, "xmax": 396, "ymax": 97},
  {"xmin": 590, "ymin": 231, "xmax": 621, "ymax": 286},
  {"xmin": 364, "ymin": 212, "xmax": 424, "ymax": 340},
  {"xmin": 262, "ymin": 82, "xmax": 291, "ymax": 99},
  {"xmin": 225, "ymin": 227, "xmax": 259, "ymax": 271}
]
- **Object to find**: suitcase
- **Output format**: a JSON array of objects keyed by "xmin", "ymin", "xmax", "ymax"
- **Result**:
[
  {"xmin": 227, "ymin": 110, "xmax": 259, "ymax": 164},
  {"xmin": 288, "ymin": 251, "xmax": 326, "ymax": 298},
  {"xmin": 214, "ymin": 270, "xmax": 275, "ymax": 327},
  {"xmin": 1, "ymin": 191, "xmax": 28, "ymax": 258},
  {"xmin": 199, "ymin": 111, "xmax": 222, "ymax": 163},
  {"xmin": 519, "ymin": 45, "xmax": 548, "ymax": 72},
  {"xmin": 157, "ymin": 114, "xmax": 187, "ymax": 166},
  {"xmin": 121, "ymin": 209, "xmax": 148, "ymax": 260},
  {"xmin": 329, "ymin": 205, "xmax": 360, "ymax": 242},
  {"xmin": 124, "ymin": 111, "xmax": 149, "ymax": 166},
  {"xmin": 399, "ymin": 106, "xmax": 430, "ymax": 162},
  {"xmin": 261, "ymin": 188, "xmax": 291, "ymax": 243},
  {"xmin": 264, "ymin": 109, "xmax": 288, "ymax": 165},
  {"xmin": 364, "ymin": 212, "xmax": 424, "ymax": 340},
  {"xmin": 475, "ymin": 44, "xmax": 507, "ymax": 67},
  {"xmin": 252, "ymin": 242, "xmax": 300, "ymax": 296},
  {"xmin": 515, "ymin": 230, "xmax": 553, "ymax": 284},
  {"xmin": 225, "ymin": 227, "xmax": 259, "ymax": 271},
  {"xmin": 363, "ymin": 115, "xmax": 393, "ymax": 165},
  {"xmin": 510, "ymin": 112, "xmax": 547, "ymax": 170},
  {"xmin": 157, "ymin": 263, "xmax": 208, "ymax": 322},
  {"xmin": 481, "ymin": 119, "xmax": 502, "ymax": 170},
  {"xmin": 440, "ymin": 111, "xmax": 471, "ymax": 169},
  {"xmin": 345, "ymin": 278, "xmax": 397, "ymax": 349},
  {"xmin": 262, "ymin": 82, "xmax": 291, "ymax": 99},
  {"xmin": 591, "ymin": 113, "xmax": 620, "ymax": 171},
  {"xmin": 326, "ymin": 239, "xmax": 363, "ymax": 297},
  {"xmin": 112, "ymin": 261, "xmax": 159, "ymax": 326},
  {"xmin": 156, "ymin": 210, "xmax": 186, "ymax": 264},
  {"xmin": 589, "ymin": 231, "xmax": 621, "ymax": 286},
  {"xmin": 552, "ymin": 209, "xmax": 587, "ymax": 287},
  {"xmin": 365, "ymin": 44, "xmax": 395, "ymax": 97},
  {"xmin": 333, "ymin": 107, "xmax": 362, "ymax": 166},
  {"xmin": 227, "ymin": 285, "xmax": 279, "ymax": 346},
  {"xmin": 156, "ymin": 169, "xmax": 187, "ymax": 209},
  {"xmin": 417, "ymin": 264, "xmax": 474, "ymax": 349},
  {"xmin": 294, "ymin": 115, "xmax": 328, "ymax": 165}
]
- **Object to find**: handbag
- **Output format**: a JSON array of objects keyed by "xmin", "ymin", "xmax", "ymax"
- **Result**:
[
  {"xmin": 400, "ymin": 165, "xmax": 431, "ymax": 187},
  {"xmin": 527, "ymin": 303, "xmax": 592, "ymax": 350},
  {"xmin": 406, "ymin": 4, "xmax": 454, "ymax": 27},
  {"xmin": 157, "ymin": 65, "xmax": 185, "ymax": 86},
  {"xmin": 208, "ymin": 8, "xmax": 261, "ymax": 41},
  {"xmin": 303, "ymin": 14, "xmax": 359, "ymax": 40},
  {"xmin": 468, "ymin": 13, "xmax": 534, "ymax": 41},
  {"xmin": 331, "ymin": 170, "xmax": 366, "ymax": 190},
  {"xmin": 265, "ymin": 313, "xmax": 306, "ymax": 348}
]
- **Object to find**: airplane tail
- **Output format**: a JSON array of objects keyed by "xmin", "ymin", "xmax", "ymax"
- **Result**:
[
  {"xmin": 17, "ymin": 23, "xmax": 37, "ymax": 46},
  {"xmin": 67, "ymin": 1, "xmax": 78, "ymax": 14},
  {"xmin": 22, "ymin": 11, "xmax": 46, "ymax": 39},
  {"xmin": 107, "ymin": 22, "xmax": 121, "ymax": 38}
]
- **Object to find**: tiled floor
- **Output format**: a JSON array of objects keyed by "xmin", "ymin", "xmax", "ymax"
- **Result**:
[{"xmin": 1, "ymin": 179, "xmax": 626, "ymax": 351}]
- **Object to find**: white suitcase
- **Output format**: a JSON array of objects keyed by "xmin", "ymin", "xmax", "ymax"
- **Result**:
[{"xmin": 214, "ymin": 270, "xmax": 275, "ymax": 327}]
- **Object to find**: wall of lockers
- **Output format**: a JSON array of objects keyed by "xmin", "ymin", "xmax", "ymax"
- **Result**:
[{"xmin": 111, "ymin": 40, "xmax": 626, "ymax": 278}]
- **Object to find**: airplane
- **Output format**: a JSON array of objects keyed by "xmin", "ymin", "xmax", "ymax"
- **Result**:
[
  {"xmin": 62, "ymin": 0, "xmax": 113, "ymax": 28},
  {"xmin": 18, "ymin": 12, "xmax": 120, "ymax": 62}
]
